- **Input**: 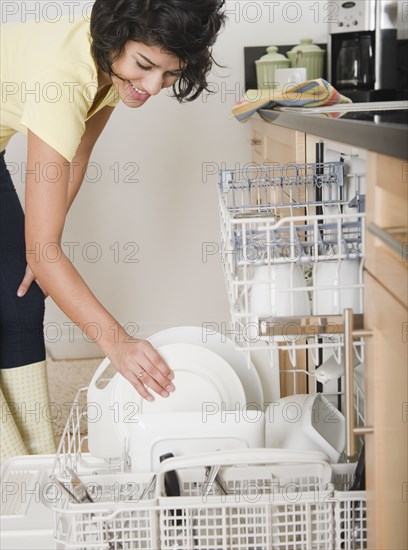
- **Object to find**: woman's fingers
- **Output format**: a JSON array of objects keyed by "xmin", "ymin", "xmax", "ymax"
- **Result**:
[
  {"xmin": 127, "ymin": 372, "xmax": 156, "ymax": 402},
  {"xmin": 133, "ymin": 355, "xmax": 176, "ymax": 398},
  {"xmin": 17, "ymin": 265, "xmax": 48, "ymax": 298},
  {"xmin": 120, "ymin": 341, "xmax": 175, "ymax": 401},
  {"xmin": 144, "ymin": 345, "xmax": 174, "ymax": 380},
  {"xmin": 17, "ymin": 267, "xmax": 35, "ymax": 297}
]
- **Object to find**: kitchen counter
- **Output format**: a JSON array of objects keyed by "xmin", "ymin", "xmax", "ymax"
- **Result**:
[{"xmin": 258, "ymin": 107, "xmax": 408, "ymax": 160}]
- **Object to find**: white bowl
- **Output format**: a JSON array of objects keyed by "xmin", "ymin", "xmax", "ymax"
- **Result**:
[
  {"xmin": 265, "ymin": 394, "xmax": 345, "ymax": 463},
  {"xmin": 313, "ymin": 259, "xmax": 362, "ymax": 315}
]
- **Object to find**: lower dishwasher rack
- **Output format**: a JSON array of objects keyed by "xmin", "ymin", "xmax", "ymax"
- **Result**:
[{"xmin": 45, "ymin": 389, "xmax": 368, "ymax": 549}]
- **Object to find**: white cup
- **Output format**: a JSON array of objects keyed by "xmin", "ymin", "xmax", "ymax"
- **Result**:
[
  {"xmin": 313, "ymin": 259, "xmax": 362, "ymax": 315},
  {"xmin": 245, "ymin": 263, "xmax": 310, "ymax": 341},
  {"xmin": 274, "ymin": 67, "xmax": 307, "ymax": 88},
  {"xmin": 250, "ymin": 263, "xmax": 310, "ymax": 318}
]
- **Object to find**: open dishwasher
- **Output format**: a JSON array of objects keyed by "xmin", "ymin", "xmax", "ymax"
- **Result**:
[{"xmin": 0, "ymin": 145, "xmax": 369, "ymax": 549}]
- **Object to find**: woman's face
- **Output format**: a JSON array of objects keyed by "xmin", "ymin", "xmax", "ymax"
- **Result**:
[{"xmin": 104, "ymin": 41, "xmax": 183, "ymax": 107}]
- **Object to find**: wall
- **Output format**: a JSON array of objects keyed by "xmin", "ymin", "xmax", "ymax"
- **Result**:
[{"xmin": 2, "ymin": 1, "xmax": 329, "ymax": 358}]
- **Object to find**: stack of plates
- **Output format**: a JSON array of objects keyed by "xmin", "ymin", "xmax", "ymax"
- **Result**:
[{"xmin": 87, "ymin": 327, "xmax": 265, "ymax": 470}]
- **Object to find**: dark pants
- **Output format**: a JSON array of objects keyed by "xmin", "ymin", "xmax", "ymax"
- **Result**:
[{"xmin": 0, "ymin": 150, "xmax": 46, "ymax": 368}]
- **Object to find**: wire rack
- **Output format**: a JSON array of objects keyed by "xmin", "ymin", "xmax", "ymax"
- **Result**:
[
  {"xmin": 217, "ymin": 162, "xmax": 365, "ymax": 366},
  {"xmin": 219, "ymin": 162, "xmax": 346, "ymax": 214},
  {"xmin": 50, "ymin": 392, "xmax": 367, "ymax": 549},
  {"xmin": 217, "ymin": 161, "xmax": 368, "ymax": 464}
]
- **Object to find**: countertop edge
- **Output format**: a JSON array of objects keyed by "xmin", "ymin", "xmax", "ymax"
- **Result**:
[{"xmin": 258, "ymin": 109, "xmax": 408, "ymax": 160}]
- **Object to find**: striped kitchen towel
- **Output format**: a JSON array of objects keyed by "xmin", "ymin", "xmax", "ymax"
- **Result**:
[{"xmin": 232, "ymin": 79, "xmax": 352, "ymax": 122}]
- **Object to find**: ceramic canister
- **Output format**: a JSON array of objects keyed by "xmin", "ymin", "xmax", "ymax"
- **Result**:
[
  {"xmin": 287, "ymin": 39, "xmax": 325, "ymax": 80},
  {"xmin": 255, "ymin": 46, "xmax": 290, "ymax": 89}
]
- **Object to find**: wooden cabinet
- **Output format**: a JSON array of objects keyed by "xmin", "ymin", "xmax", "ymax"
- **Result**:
[
  {"xmin": 364, "ymin": 271, "xmax": 408, "ymax": 548},
  {"xmin": 364, "ymin": 152, "xmax": 408, "ymax": 549},
  {"xmin": 250, "ymin": 119, "xmax": 408, "ymax": 548},
  {"xmin": 250, "ymin": 118, "xmax": 305, "ymax": 165}
]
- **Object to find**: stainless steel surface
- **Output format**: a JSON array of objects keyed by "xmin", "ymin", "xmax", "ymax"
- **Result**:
[
  {"xmin": 367, "ymin": 223, "xmax": 407, "ymax": 256},
  {"xmin": 202, "ymin": 465, "xmax": 221, "ymax": 498},
  {"xmin": 375, "ymin": 1, "xmax": 399, "ymax": 89},
  {"xmin": 258, "ymin": 108, "xmax": 408, "ymax": 161},
  {"xmin": 343, "ymin": 309, "xmax": 374, "ymax": 459},
  {"xmin": 354, "ymin": 426, "xmax": 374, "ymax": 435},
  {"xmin": 329, "ymin": 0, "xmax": 376, "ymax": 35},
  {"xmin": 139, "ymin": 474, "xmax": 157, "ymax": 500},
  {"xmin": 274, "ymin": 101, "xmax": 407, "ymax": 114},
  {"xmin": 344, "ymin": 309, "xmax": 357, "ymax": 458},
  {"xmin": 328, "ymin": 1, "xmax": 398, "ymax": 94},
  {"xmin": 50, "ymin": 476, "xmax": 81, "ymax": 504},
  {"xmin": 205, "ymin": 466, "xmax": 228, "ymax": 496},
  {"xmin": 66, "ymin": 467, "xmax": 93, "ymax": 503}
]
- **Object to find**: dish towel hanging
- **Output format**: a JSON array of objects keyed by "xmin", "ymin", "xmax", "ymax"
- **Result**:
[{"xmin": 231, "ymin": 78, "xmax": 352, "ymax": 122}]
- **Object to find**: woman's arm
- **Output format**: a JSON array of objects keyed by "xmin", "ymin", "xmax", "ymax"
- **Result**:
[
  {"xmin": 67, "ymin": 105, "xmax": 115, "ymax": 212},
  {"xmin": 18, "ymin": 106, "xmax": 114, "ymax": 296},
  {"xmin": 24, "ymin": 129, "xmax": 174, "ymax": 400}
]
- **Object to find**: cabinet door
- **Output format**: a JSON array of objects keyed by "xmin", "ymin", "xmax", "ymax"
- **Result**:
[
  {"xmin": 366, "ymin": 152, "xmax": 408, "ymax": 308},
  {"xmin": 251, "ymin": 119, "xmax": 305, "ymax": 164},
  {"xmin": 263, "ymin": 122, "xmax": 305, "ymax": 164},
  {"xmin": 250, "ymin": 119, "xmax": 265, "ymax": 166},
  {"xmin": 364, "ymin": 271, "xmax": 408, "ymax": 549}
]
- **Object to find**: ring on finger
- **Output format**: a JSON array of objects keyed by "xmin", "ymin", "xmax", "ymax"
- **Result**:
[{"xmin": 137, "ymin": 370, "xmax": 144, "ymax": 379}]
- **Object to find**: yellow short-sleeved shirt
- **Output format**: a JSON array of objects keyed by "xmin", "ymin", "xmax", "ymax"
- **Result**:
[{"xmin": 0, "ymin": 15, "xmax": 120, "ymax": 162}]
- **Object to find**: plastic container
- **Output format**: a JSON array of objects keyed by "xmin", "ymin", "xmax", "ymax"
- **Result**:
[{"xmin": 265, "ymin": 394, "xmax": 346, "ymax": 462}]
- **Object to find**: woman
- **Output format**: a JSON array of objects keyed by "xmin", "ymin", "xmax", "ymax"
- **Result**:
[{"xmin": 0, "ymin": 0, "xmax": 226, "ymax": 458}]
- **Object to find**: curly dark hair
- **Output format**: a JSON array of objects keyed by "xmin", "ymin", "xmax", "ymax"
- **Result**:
[{"xmin": 90, "ymin": 0, "xmax": 226, "ymax": 102}]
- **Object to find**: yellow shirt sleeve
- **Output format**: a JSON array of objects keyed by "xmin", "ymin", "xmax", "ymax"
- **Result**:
[{"xmin": 19, "ymin": 64, "xmax": 95, "ymax": 162}]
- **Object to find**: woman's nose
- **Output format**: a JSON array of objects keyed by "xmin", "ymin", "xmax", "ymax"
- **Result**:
[{"xmin": 142, "ymin": 72, "xmax": 164, "ymax": 96}]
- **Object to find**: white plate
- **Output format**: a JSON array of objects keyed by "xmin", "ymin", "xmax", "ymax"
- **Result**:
[
  {"xmin": 147, "ymin": 325, "xmax": 264, "ymax": 407},
  {"xmin": 114, "ymin": 343, "xmax": 246, "ymax": 444}
]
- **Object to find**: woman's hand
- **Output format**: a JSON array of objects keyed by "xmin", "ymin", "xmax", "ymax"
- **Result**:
[
  {"xmin": 110, "ymin": 337, "xmax": 175, "ymax": 401},
  {"xmin": 17, "ymin": 265, "xmax": 48, "ymax": 298}
]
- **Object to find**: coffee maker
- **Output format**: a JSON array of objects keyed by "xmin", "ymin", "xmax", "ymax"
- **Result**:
[{"xmin": 328, "ymin": 0, "xmax": 398, "ymax": 101}]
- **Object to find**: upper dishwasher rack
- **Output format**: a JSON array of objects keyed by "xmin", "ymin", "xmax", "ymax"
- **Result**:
[{"xmin": 219, "ymin": 161, "xmax": 345, "ymax": 215}]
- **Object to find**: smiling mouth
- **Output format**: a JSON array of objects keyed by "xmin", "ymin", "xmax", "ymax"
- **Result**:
[{"xmin": 128, "ymin": 81, "xmax": 150, "ymax": 100}]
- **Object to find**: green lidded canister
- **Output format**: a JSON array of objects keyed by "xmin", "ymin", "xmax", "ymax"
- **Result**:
[
  {"xmin": 255, "ymin": 46, "xmax": 290, "ymax": 89},
  {"xmin": 287, "ymin": 39, "xmax": 324, "ymax": 80}
]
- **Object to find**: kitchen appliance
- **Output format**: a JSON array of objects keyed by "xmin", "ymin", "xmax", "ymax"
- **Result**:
[{"xmin": 328, "ymin": 0, "xmax": 398, "ymax": 101}]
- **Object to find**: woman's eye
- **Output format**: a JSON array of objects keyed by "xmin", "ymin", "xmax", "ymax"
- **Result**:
[{"xmin": 137, "ymin": 62, "xmax": 151, "ymax": 71}]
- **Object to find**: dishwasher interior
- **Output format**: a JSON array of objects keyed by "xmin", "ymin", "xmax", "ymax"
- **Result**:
[{"xmin": 0, "ymin": 145, "xmax": 369, "ymax": 549}]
